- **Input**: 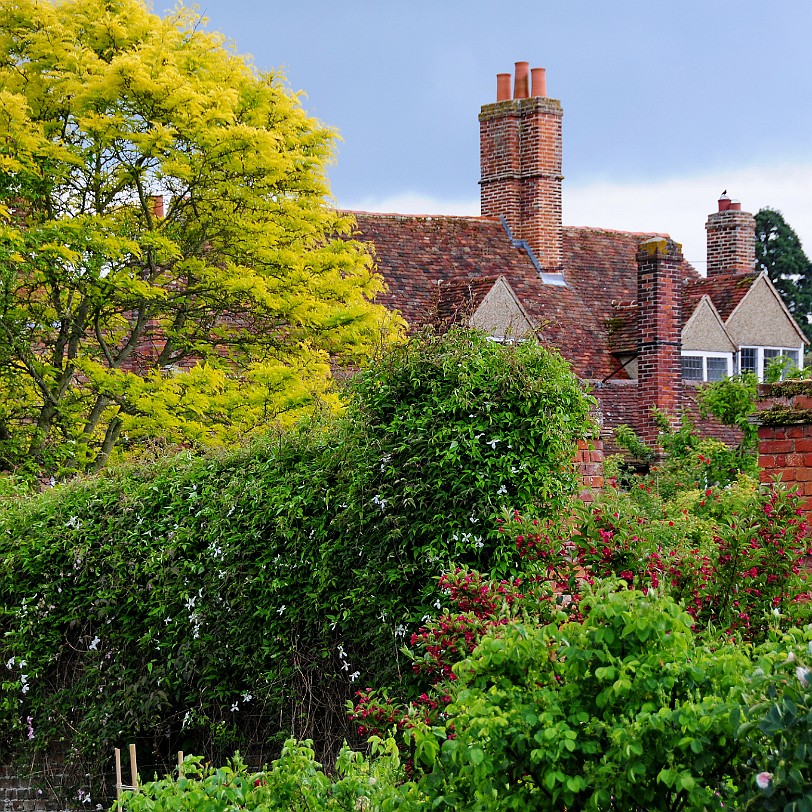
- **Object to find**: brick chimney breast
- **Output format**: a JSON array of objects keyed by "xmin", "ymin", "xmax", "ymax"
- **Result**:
[
  {"xmin": 636, "ymin": 237, "xmax": 684, "ymax": 449},
  {"xmin": 480, "ymin": 63, "xmax": 563, "ymax": 272}
]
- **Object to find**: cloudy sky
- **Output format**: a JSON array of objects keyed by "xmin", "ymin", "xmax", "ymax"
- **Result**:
[{"xmin": 183, "ymin": 0, "xmax": 811, "ymax": 272}]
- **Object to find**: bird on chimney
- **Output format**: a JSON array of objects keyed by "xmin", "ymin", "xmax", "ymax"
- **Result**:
[{"xmin": 721, "ymin": 189, "xmax": 727, "ymax": 196}]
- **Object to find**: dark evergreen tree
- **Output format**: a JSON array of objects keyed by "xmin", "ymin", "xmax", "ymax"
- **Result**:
[{"xmin": 755, "ymin": 208, "xmax": 812, "ymax": 340}]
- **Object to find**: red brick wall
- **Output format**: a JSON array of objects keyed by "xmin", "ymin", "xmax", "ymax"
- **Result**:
[
  {"xmin": 636, "ymin": 237, "xmax": 683, "ymax": 447},
  {"xmin": 575, "ymin": 438, "xmax": 604, "ymax": 503},
  {"xmin": 756, "ymin": 382, "xmax": 812, "ymax": 516},
  {"xmin": 705, "ymin": 208, "xmax": 755, "ymax": 276},
  {"xmin": 480, "ymin": 96, "xmax": 563, "ymax": 270}
]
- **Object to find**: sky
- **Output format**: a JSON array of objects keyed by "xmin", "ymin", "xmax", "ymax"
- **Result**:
[{"xmin": 176, "ymin": 0, "xmax": 812, "ymax": 272}]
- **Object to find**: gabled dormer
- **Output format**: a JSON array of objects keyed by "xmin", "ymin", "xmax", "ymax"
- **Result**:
[{"xmin": 681, "ymin": 295, "xmax": 736, "ymax": 381}]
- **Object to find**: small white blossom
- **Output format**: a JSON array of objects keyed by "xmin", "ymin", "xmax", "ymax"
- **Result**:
[
  {"xmin": 230, "ymin": 702, "xmax": 239, "ymax": 712},
  {"xmin": 786, "ymin": 651, "xmax": 796, "ymax": 663},
  {"xmin": 433, "ymin": 599, "xmax": 442, "ymax": 610},
  {"xmin": 486, "ymin": 438, "xmax": 500, "ymax": 449},
  {"xmin": 496, "ymin": 485, "xmax": 507, "ymax": 496},
  {"xmin": 242, "ymin": 692, "xmax": 253, "ymax": 703},
  {"xmin": 796, "ymin": 666, "xmax": 810, "ymax": 685},
  {"xmin": 349, "ymin": 671, "xmax": 360, "ymax": 682},
  {"xmin": 88, "ymin": 636, "xmax": 100, "ymax": 651},
  {"xmin": 5, "ymin": 657, "xmax": 14, "ymax": 669},
  {"xmin": 371, "ymin": 495, "xmax": 388, "ymax": 511},
  {"xmin": 276, "ymin": 605, "xmax": 286, "ymax": 615}
]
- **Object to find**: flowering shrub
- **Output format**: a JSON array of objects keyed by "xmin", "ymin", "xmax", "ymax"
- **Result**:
[
  {"xmin": 508, "ymin": 476, "xmax": 811, "ymax": 640},
  {"xmin": 0, "ymin": 329, "xmax": 593, "ymax": 800}
]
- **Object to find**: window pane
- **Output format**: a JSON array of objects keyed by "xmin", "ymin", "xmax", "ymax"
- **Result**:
[
  {"xmin": 764, "ymin": 348, "xmax": 781, "ymax": 360},
  {"xmin": 682, "ymin": 356, "xmax": 704, "ymax": 381},
  {"xmin": 783, "ymin": 349, "xmax": 800, "ymax": 369},
  {"xmin": 740, "ymin": 347, "xmax": 757, "ymax": 373},
  {"xmin": 707, "ymin": 357, "xmax": 728, "ymax": 382}
]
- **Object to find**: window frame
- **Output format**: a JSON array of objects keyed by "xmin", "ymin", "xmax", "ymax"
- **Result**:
[
  {"xmin": 680, "ymin": 351, "xmax": 733, "ymax": 383},
  {"xmin": 737, "ymin": 346, "xmax": 804, "ymax": 381}
]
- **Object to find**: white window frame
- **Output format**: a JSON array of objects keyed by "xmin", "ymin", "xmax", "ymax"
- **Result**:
[
  {"xmin": 737, "ymin": 346, "xmax": 804, "ymax": 381},
  {"xmin": 680, "ymin": 351, "xmax": 733, "ymax": 382}
]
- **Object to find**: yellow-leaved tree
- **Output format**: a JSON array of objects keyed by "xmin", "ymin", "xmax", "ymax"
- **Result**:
[{"xmin": 0, "ymin": 0, "xmax": 399, "ymax": 477}]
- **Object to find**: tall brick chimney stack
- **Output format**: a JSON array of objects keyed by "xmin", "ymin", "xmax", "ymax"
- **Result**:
[
  {"xmin": 705, "ymin": 193, "xmax": 756, "ymax": 275},
  {"xmin": 479, "ymin": 62, "xmax": 563, "ymax": 272},
  {"xmin": 637, "ymin": 237, "xmax": 684, "ymax": 449}
]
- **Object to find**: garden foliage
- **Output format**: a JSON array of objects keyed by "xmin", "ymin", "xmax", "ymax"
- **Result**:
[{"xmin": 0, "ymin": 330, "xmax": 594, "ymax": 799}]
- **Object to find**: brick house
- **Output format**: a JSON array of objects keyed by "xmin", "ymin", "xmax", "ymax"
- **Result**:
[{"xmin": 349, "ymin": 62, "xmax": 807, "ymax": 447}]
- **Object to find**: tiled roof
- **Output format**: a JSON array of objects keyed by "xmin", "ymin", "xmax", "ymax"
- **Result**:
[
  {"xmin": 684, "ymin": 272, "xmax": 760, "ymax": 323},
  {"xmin": 436, "ymin": 276, "xmax": 500, "ymax": 324},
  {"xmin": 350, "ymin": 212, "xmax": 614, "ymax": 378}
]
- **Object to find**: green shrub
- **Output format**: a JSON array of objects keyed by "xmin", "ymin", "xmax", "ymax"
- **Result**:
[
  {"xmin": 402, "ymin": 587, "xmax": 752, "ymax": 811},
  {"xmin": 121, "ymin": 739, "xmax": 402, "ymax": 812}
]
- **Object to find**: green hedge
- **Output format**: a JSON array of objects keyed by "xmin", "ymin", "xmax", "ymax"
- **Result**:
[{"xmin": 0, "ymin": 330, "xmax": 594, "ymax": 798}]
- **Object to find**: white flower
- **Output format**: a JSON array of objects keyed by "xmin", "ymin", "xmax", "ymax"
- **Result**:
[
  {"xmin": 371, "ymin": 495, "xmax": 387, "ymax": 511},
  {"xmin": 276, "ymin": 605, "xmax": 286, "ymax": 615},
  {"xmin": 88, "ymin": 636, "xmax": 100, "ymax": 651},
  {"xmin": 433, "ymin": 599, "xmax": 442, "ymax": 610},
  {"xmin": 349, "ymin": 671, "xmax": 360, "ymax": 682},
  {"xmin": 394, "ymin": 624, "xmax": 407, "ymax": 638},
  {"xmin": 772, "ymin": 607, "xmax": 781, "ymax": 618},
  {"xmin": 486, "ymin": 438, "xmax": 500, "ymax": 449},
  {"xmin": 496, "ymin": 485, "xmax": 507, "ymax": 496},
  {"xmin": 786, "ymin": 651, "xmax": 796, "ymax": 663},
  {"xmin": 796, "ymin": 666, "xmax": 810, "ymax": 685},
  {"xmin": 337, "ymin": 644, "xmax": 346, "ymax": 659},
  {"xmin": 5, "ymin": 657, "xmax": 14, "ymax": 669},
  {"xmin": 756, "ymin": 772, "xmax": 773, "ymax": 790},
  {"xmin": 230, "ymin": 702, "xmax": 239, "ymax": 712},
  {"xmin": 242, "ymin": 692, "xmax": 253, "ymax": 703}
]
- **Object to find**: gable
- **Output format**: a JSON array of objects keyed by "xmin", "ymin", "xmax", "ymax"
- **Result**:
[
  {"xmin": 470, "ymin": 277, "xmax": 535, "ymax": 340},
  {"xmin": 681, "ymin": 296, "xmax": 736, "ymax": 353},
  {"xmin": 725, "ymin": 274, "xmax": 807, "ymax": 348}
]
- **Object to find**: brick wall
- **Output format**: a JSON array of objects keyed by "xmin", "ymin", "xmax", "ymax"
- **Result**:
[
  {"xmin": 480, "ymin": 94, "xmax": 563, "ymax": 271},
  {"xmin": 636, "ymin": 237, "xmax": 683, "ymax": 448},
  {"xmin": 705, "ymin": 198, "xmax": 755, "ymax": 276},
  {"xmin": 0, "ymin": 767, "xmax": 66, "ymax": 812},
  {"xmin": 575, "ymin": 438, "xmax": 604, "ymax": 503},
  {"xmin": 756, "ymin": 381, "xmax": 812, "ymax": 516}
]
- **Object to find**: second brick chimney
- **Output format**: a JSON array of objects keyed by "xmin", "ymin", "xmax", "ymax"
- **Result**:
[
  {"xmin": 637, "ymin": 237, "xmax": 684, "ymax": 448},
  {"xmin": 705, "ymin": 193, "xmax": 755, "ymax": 275},
  {"xmin": 479, "ymin": 62, "xmax": 563, "ymax": 272}
]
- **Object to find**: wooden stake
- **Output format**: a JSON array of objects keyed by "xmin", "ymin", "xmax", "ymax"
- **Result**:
[
  {"xmin": 177, "ymin": 751, "xmax": 183, "ymax": 778},
  {"xmin": 115, "ymin": 748, "xmax": 122, "ymax": 809},
  {"xmin": 129, "ymin": 743, "xmax": 138, "ymax": 791}
]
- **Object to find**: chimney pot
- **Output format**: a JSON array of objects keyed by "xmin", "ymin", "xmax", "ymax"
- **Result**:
[
  {"xmin": 729, "ymin": 200, "xmax": 741, "ymax": 211},
  {"xmin": 718, "ymin": 195, "xmax": 731, "ymax": 212},
  {"xmin": 513, "ymin": 61, "xmax": 529, "ymax": 99},
  {"xmin": 531, "ymin": 67, "xmax": 547, "ymax": 97},
  {"xmin": 496, "ymin": 73, "xmax": 511, "ymax": 102},
  {"xmin": 150, "ymin": 195, "xmax": 164, "ymax": 219}
]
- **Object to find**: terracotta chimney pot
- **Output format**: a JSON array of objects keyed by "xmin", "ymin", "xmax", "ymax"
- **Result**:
[
  {"xmin": 718, "ymin": 194, "xmax": 731, "ymax": 212},
  {"xmin": 513, "ymin": 61, "xmax": 529, "ymax": 99},
  {"xmin": 496, "ymin": 73, "xmax": 511, "ymax": 101},
  {"xmin": 531, "ymin": 67, "xmax": 547, "ymax": 97},
  {"xmin": 150, "ymin": 195, "xmax": 164, "ymax": 219},
  {"xmin": 729, "ymin": 200, "xmax": 742, "ymax": 211}
]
